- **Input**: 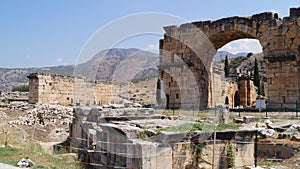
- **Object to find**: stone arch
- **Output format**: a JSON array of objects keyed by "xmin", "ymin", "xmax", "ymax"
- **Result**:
[{"xmin": 160, "ymin": 7, "xmax": 300, "ymax": 109}]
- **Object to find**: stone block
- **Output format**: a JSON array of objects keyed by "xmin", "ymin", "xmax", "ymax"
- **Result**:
[{"xmin": 243, "ymin": 116, "xmax": 255, "ymax": 124}]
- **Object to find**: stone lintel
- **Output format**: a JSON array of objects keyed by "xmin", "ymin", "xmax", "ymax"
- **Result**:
[{"xmin": 265, "ymin": 53, "xmax": 296, "ymax": 63}]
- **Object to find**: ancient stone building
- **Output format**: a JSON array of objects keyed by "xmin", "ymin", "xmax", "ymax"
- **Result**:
[
  {"xmin": 225, "ymin": 76, "xmax": 257, "ymax": 108},
  {"xmin": 159, "ymin": 7, "xmax": 300, "ymax": 109},
  {"xmin": 28, "ymin": 73, "xmax": 122, "ymax": 106}
]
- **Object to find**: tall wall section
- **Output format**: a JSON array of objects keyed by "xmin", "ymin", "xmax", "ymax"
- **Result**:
[{"xmin": 28, "ymin": 73, "xmax": 121, "ymax": 106}]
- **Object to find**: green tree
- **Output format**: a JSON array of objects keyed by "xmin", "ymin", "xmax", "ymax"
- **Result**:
[
  {"xmin": 254, "ymin": 58, "xmax": 261, "ymax": 95},
  {"xmin": 227, "ymin": 142, "xmax": 235, "ymax": 168},
  {"xmin": 224, "ymin": 55, "xmax": 230, "ymax": 77},
  {"xmin": 247, "ymin": 52, "xmax": 253, "ymax": 58},
  {"xmin": 156, "ymin": 78, "xmax": 161, "ymax": 105},
  {"xmin": 11, "ymin": 85, "xmax": 29, "ymax": 92},
  {"xmin": 261, "ymin": 81, "xmax": 265, "ymax": 96}
]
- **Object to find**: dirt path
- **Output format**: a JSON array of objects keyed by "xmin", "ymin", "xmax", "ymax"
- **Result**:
[{"xmin": 0, "ymin": 163, "xmax": 20, "ymax": 169}]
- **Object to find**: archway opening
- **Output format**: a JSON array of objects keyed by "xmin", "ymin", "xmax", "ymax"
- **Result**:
[
  {"xmin": 211, "ymin": 38, "xmax": 263, "ymax": 108},
  {"xmin": 225, "ymin": 96, "xmax": 229, "ymax": 105},
  {"xmin": 234, "ymin": 91, "xmax": 240, "ymax": 107}
]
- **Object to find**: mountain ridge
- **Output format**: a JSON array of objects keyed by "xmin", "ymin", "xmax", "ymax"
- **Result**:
[
  {"xmin": 0, "ymin": 49, "xmax": 262, "ymax": 92},
  {"xmin": 0, "ymin": 48, "xmax": 159, "ymax": 91}
]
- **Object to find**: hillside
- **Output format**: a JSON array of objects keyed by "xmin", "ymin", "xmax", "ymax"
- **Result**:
[
  {"xmin": 214, "ymin": 51, "xmax": 248, "ymax": 62},
  {"xmin": 0, "ymin": 49, "xmax": 265, "ymax": 92},
  {"xmin": 74, "ymin": 48, "xmax": 159, "ymax": 82},
  {"xmin": 237, "ymin": 52, "xmax": 266, "ymax": 81},
  {"xmin": 0, "ymin": 48, "xmax": 159, "ymax": 92}
]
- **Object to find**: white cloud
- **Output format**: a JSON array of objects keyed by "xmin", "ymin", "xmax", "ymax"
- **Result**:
[
  {"xmin": 56, "ymin": 58, "xmax": 64, "ymax": 63},
  {"xmin": 25, "ymin": 55, "xmax": 31, "ymax": 59},
  {"xmin": 147, "ymin": 44, "xmax": 157, "ymax": 50},
  {"xmin": 145, "ymin": 44, "xmax": 159, "ymax": 53},
  {"xmin": 218, "ymin": 39, "xmax": 262, "ymax": 54}
]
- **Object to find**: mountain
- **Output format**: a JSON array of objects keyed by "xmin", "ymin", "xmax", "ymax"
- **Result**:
[
  {"xmin": 214, "ymin": 51, "xmax": 249, "ymax": 62},
  {"xmin": 0, "ymin": 48, "xmax": 159, "ymax": 92},
  {"xmin": 74, "ymin": 48, "xmax": 159, "ymax": 82},
  {"xmin": 0, "ymin": 49, "xmax": 264, "ymax": 92},
  {"xmin": 0, "ymin": 66, "xmax": 75, "ymax": 92}
]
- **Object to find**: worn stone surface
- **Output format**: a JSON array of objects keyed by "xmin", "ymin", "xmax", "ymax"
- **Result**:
[
  {"xmin": 28, "ymin": 72, "xmax": 123, "ymax": 106},
  {"xmin": 243, "ymin": 116, "xmax": 255, "ymax": 124},
  {"xmin": 260, "ymin": 129, "xmax": 275, "ymax": 138},
  {"xmin": 217, "ymin": 105, "xmax": 229, "ymax": 124},
  {"xmin": 159, "ymin": 7, "xmax": 300, "ymax": 109},
  {"xmin": 70, "ymin": 107, "xmax": 256, "ymax": 169}
]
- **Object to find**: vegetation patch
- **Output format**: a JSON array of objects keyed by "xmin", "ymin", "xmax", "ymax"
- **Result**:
[
  {"xmin": 11, "ymin": 85, "xmax": 29, "ymax": 92},
  {"xmin": 156, "ymin": 123, "xmax": 240, "ymax": 133},
  {"xmin": 130, "ymin": 76, "xmax": 157, "ymax": 83},
  {"xmin": 226, "ymin": 142, "xmax": 235, "ymax": 168},
  {"xmin": 229, "ymin": 56, "xmax": 247, "ymax": 69}
]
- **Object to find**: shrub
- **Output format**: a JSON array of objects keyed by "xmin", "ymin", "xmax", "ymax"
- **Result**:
[{"xmin": 11, "ymin": 85, "xmax": 29, "ymax": 92}]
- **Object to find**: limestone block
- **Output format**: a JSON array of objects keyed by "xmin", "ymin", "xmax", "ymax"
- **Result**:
[{"xmin": 243, "ymin": 116, "xmax": 255, "ymax": 124}]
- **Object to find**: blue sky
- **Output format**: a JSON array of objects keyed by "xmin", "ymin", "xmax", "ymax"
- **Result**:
[{"xmin": 0, "ymin": 0, "xmax": 299, "ymax": 68}]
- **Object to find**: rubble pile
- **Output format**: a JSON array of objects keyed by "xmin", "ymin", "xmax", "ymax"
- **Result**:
[
  {"xmin": 8, "ymin": 104, "xmax": 73, "ymax": 127},
  {"xmin": 0, "ymin": 91, "xmax": 28, "ymax": 101},
  {"xmin": 236, "ymin": 117, "xmax": 300, "ymax": 142},
  {"xmin": 7, "ymin": 102, "xmax": 36, "ymax": 110}
]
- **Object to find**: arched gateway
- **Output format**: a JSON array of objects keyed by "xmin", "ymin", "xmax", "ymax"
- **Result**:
[{"xmin": 159, "ymin": 7, "xmax": 300, "ymax": 109}]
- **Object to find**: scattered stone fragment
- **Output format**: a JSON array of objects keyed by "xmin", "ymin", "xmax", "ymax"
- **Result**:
[
  {"xmin": 256, "ymin": 122, "xmax": 267, "ymax": 128},
  {"xmin": 243, "ymin": 116, "xmax": 255, "ymax": 124},
  {"xmin": 264, "ymin": 119, "xmax": 273, "ymax": 125},
  {"xmin": 291, "ymin": 134, "xmax": 300, "ymax": 141},
  {"xmin": 291, "ymin": 124, "xmax": 300, "ymax": 131},
  {"xmin": 267, "ymin": 121, "xmax": 292, "ymax": 129},
  {"xmin": 8, "ymin": 104, "xmax": 73, "ymax": 127},
  {"xmin": 259, "ymin": 129, "xmax": 275, "ymax": 138},
  {"xmin": 278, "ymin": 130, "xmax": 294, "ymax": 139},
  {"xmin": 233, "ymin": 118, "xmax": 244, "ymax": 124},
  {"xmin": 0, "ymin": 111, "xmax": 7, "ymax": 119}
]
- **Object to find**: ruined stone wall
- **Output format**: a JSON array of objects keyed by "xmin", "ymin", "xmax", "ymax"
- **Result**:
[
  {"xmin": 160, "ymin": 7, "xmax": 300, "ymax": 109},
  {"xmin": 160, "ymin": 38, "xmax": 210, "ymax": 109},
  {"xmin": 28, "ymin": 73, "xmax": 77, "ymax": 105},
  {"xmin": 70, "ymin": 107, "xmax": 256, "ymax": 169},
  {"xmin": 28, "ymin": 73, "xmax": 120, "ymax": 106},
  {"xmin": 238, "ymin": 79, "xmax": 257, "ymax": 108},
  {"xmin": 263, "ymin": 8, "xmax": 300, "ymax": 109}
]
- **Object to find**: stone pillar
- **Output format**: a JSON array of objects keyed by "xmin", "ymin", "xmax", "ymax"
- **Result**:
[{"xmin": 217, "ymin": 105, "xmax": 229, "ymax": 124}]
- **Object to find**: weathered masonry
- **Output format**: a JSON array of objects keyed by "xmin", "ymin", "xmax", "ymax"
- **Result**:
[
  {"xmin": 28, "ymin": 73, "xmax": 122, "ymax": 106},
  {"xmin": 69, "ymin": 107, "xmax": 257, "ymax": 169},
  {"xmin": 159, "ymin": 7, "xmax": 300, "ymax": 109}
]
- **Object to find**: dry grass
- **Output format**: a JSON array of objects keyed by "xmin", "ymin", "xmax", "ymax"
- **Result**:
[{"xmin": 0, "ymin": 114, "xmax": 82, "ymax": 169}]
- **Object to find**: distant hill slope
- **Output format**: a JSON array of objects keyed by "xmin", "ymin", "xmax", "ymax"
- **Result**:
[
  {"xmin": 214, "ymin": 51, "xmax": 249, "ymax": 62},
  {"xmin": 237, "ymin": 52, "xmax": 266, "ymax": 81},
  {"xmin": 74, "ymin": 48, "xmax": 159, "ymax": 82},
  {"xmin": 0, "ymin": 66, "xmax": 75, "ymax": 92},
  {"xmin": 0, "ymin": 49, "xmax": 264, "ymax": 92},
  {"xmin": 0, "ymin": 48, "xmax": 159, "ymax": 92}
]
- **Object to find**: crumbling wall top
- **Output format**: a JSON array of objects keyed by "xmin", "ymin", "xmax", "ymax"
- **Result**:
[
  {"xmin": 27, "ymin": 72, "xmax": 85, "ymax": 80},
  {"xmin": 290, "ymin": 7, "xmax": 300, "ymax": 18}
]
